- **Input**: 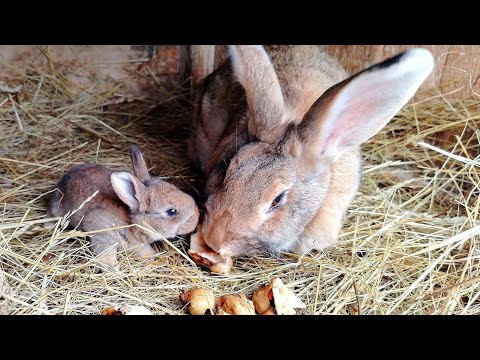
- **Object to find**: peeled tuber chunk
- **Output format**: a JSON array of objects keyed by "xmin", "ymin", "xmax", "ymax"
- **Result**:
[
  {"xmin": 253, "ymin": 277, "xmax": 306, "ymax": 315},
  {"xmin": 188, "ymin": 224, "xmax": 233, "ymax": 275},
  {"xmin": 215, "ymin": 308, "xmax": 230, "ymax": 315},
  {"xmin": 252, "ymin": 283, "xmax": 275, "ymax": 315},
  {"xmin": 272, "ymin": 278, "xmax": 306, "ymax": 315},
  {"xmin": 218, "ymin": 293, "xmax": 256, "ymax": 315},
  {"xmin": 101, "ymin": 304, "xmax": 153, "ymax": 315},
  {"xmin": 179, "ymin": 288, "xmax": 216, "ymax": 315}
]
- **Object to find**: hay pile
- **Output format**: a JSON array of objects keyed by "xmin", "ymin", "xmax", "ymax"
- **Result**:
[{"xmin": 1, "ymin": 66, "xmax": 479, "ymax": 315}]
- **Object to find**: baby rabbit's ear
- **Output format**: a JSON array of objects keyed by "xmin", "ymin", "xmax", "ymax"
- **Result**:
[
  {"xmin": 229, "ymin": 45, "xmax": 285, "ymax": 143},
  {"xmin": 130, "ymin": 144, "xmax": 151, "ymax": 184},
  {"xmin": 111, "ymin": 172, "xmax": 145, "ymax": 211},
  {"xmin": 293, "ymin": 48, "xmax": 434, "ymax": 176}
]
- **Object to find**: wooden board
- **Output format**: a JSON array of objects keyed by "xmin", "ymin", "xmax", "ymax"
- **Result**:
[
  {"xmin": 1, "ymin": 45, "xmax": 479, "ymax": 101},
  {"xmin": 212, "ymin": 45, "xmax": 480, "ymax": 100},
  {"xmin": 0, "ymin": 45, "xmax": 186, "ymax": 101},
  {"xmin": 324, "ymin": 45, "xmax": 480, "ymax": 100}
]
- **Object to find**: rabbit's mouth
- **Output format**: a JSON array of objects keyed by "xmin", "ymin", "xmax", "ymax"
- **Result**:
[
  {"xmin": 162, "ymin": 230, "xmax": 177, "ymax": 239},
  {"xmin": 144, "ymin": 228, "xmax": 176, "ymax": 241}
]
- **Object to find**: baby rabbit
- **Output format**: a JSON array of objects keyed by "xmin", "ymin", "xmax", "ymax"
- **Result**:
[
  {"xmin": 189, "ymin": 45, "xmax": 434, "ymax": 257},
  {"xmin": 46, "ymin": 144, "xmax": 199, "ymax": 269}
]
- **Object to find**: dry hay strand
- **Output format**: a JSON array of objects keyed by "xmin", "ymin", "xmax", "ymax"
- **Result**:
[
  {"xmin": 0, "ymin": 265, "xmax": 14, "ymax": 314},
  {"xmin": 1, "ymin": 66, "xmax": 480, "ymax": 315}
]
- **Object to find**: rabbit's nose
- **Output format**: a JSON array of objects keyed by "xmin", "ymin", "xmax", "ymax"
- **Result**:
[
  {"xmin": 203, "ymin": 229, "xmax": 221, "ymax": 252},
  {"xmin": 203, "ymin": 209, "xmax": 240, "ymax": 255}
]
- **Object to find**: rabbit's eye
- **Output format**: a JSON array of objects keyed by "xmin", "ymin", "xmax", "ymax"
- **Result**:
[
  {"xmin": 166, "ymin": 208, "xmax": 178, "ymax": 217},
  {"xmin": 270, "ymin": 191, "xmax": 286, "ymax": 210}
]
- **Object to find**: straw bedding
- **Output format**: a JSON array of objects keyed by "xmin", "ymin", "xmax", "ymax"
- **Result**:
[{"xmin": 1, "ymin": 64, "xmax": 479, "ymax": 315}]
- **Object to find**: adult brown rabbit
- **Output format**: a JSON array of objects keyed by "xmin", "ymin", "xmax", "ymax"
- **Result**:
[
  {"xmin": 47, "ymin": 144, "xmax": 199, "ymax": 269},
  {"xmin": 188, "ymin": 45, "xmax": 433, "ymax": 257}
]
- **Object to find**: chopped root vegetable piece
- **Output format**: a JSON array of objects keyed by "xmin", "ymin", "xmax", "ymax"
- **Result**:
[
  {"xmin": 179, "ymin": 288, "xmax": 216, "ymax": 315},
  {"xmin": 215, "ymin": 308, "xmax": 230, "ymax": 315},
  {"xmin": 253, "ymin": 277, "xmax": 306, "ymax": 315},
  {"xmin": 218, "ymin": 292, "xmax": 256, "ymax": 315},
  {"xmin": 252, "ymin": 283, "xmax": 275, "ymax": 315},
  {"xmin": 272, "ymin": 277, "xmax": 306, "ymax": 315},
  {"xmin": 101, "ymin": 304, "xmax": 153, "ymax": 315},
  {"xmin": 188, "ymin": 225, "xmax": 233, "ymax": 274}
]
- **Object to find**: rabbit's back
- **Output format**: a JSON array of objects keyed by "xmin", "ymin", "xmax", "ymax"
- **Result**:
[
  {"xmin": 190, "ymin": 45, "xmax": 349, "ymax": 175},
  {"xmin": 48, "ymin": 164, "xmax": 129, "ymax": 229},
  {"xmin": 265, "ymin": 45, "xmax": 348, "ymax": 122}
]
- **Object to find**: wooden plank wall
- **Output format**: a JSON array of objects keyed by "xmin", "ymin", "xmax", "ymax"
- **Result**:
[
  {"xmin": 1, "ymin": 45, "xmax": 479, "ymax": 101},
  {"xmin": 209, "ymin": 45, "xmax": 480, "ymax": 101},
  {"xmin": 324, "ymin": 45, "xmax": 480, "ymax": 100},
  {"xmin": 0, "ymin": 45, "xmax": 187, "ymax": 102}
]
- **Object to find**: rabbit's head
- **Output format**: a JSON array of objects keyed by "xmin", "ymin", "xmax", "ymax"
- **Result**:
[
  {"xmin": 111, "ymin": 145, "xmax": 199, "ymax": 240},
  {"xmin": 202, "ymin": 46, "xmax": 434, "ymax": 257}
]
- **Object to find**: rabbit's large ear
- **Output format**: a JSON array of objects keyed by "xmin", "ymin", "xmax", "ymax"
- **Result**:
[
  {"xmin": 291, "ymin": 48, "xmax": 434, "ymax": 176},
  {"xmin": 229, "ymin": 45, "xmax": 285, "ymax": 143},
  {"xmin": 111, "ymin": 172, "xmax": 145, "ymax": 212},
  {"xmin": 130, "ymin": 144, "xmax": 151, "ymax": 184}
]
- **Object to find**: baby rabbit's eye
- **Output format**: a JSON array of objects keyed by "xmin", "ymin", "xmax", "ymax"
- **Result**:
[
  {"xmin": 166, "ymin": 208, "xmax": 178, "ymax": 217},
  {"xmin": 270, "ymin": 191, "xmax": 287, "ymax": 210}
]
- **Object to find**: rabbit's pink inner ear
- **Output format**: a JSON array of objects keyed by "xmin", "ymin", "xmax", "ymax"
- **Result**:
[
  {"xmin": 229, "ymin": 45, "xmax": 286, "ymax": 143},
  {"xmin": 111, "ymin": 172, "xmax": 145, "ymax": 212},
  {"xmin": 296, "ymin": 48, "xmax": 434, "ymax": 175}
]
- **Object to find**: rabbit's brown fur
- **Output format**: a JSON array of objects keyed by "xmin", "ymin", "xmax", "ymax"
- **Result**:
[
  {"xmin": 47, "ymin": 146, "xmax": 199, "ymax": 268},
  {"xmin": 189, "ymin": 45, "xmax": 433, "ymax": 257}
]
